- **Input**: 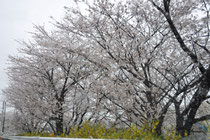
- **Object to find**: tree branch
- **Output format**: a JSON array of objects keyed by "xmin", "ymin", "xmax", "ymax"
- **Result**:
[
  {"xmin": 194, "ymin": 114, "xmax": 210, "ymax": 123},
  {"xmin": 150, "ymin": 0, "xmax": 206, "ymax": 74}
]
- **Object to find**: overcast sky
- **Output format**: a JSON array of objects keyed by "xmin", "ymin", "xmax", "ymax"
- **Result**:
[{"xmin": 0, "ymin": 0, "xmax": 73, "ymax": 99}]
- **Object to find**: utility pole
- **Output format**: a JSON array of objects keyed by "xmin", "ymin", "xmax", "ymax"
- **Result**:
[{"xmin": 1, "ymin": 101, "xmax": 6, "ymax": 134}]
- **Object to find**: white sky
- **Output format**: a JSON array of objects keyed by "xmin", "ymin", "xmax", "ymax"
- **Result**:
[{"xmin": 0, "ymin": 0, "xmax": 73, "ymax": 99}]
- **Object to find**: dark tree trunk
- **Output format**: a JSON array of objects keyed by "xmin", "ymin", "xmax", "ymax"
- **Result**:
[
  {"xmin": 55, "ymin": 99, "xmax": 64, "ymax": 135},
  {"xmin": 178, "ymin": 67, "xmax": 210, "ymax": 136},
  {"xmin": 155, "ymin": 98, "xmax": 174, "ymax": 135},
  {"xmin": 56, "ymin": 110, "xmax": 64, "ymax": 135}
]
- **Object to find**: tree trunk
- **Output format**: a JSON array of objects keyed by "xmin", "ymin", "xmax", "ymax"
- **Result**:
[
  {"xmin": 179, "ymin": 66, "xmax": 210, "ymax": 136},
  {"xmin": 155, "ymin": 99, "xmax": 173, "ymax": 135},
  {"xmin": 55, "ymin": 100, "xmax": 64, "ymax": 135},
  {"xmin": 56, "ymin": 111, "xmax": 64, "ymax": 135}
]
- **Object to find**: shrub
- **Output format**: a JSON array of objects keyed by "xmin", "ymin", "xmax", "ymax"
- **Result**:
[{"xmin": 20, "ymin": 121, "xmax": 182, "ymax": 140}]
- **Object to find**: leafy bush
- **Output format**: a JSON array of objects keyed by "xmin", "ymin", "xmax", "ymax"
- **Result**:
[{"xmin": 20, "ymin": 121, "xmax": 182, "ymax": 140}]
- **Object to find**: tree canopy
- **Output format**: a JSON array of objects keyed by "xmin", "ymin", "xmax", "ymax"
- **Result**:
[{"xmin": 3, "ymin": 0, "xmax": 210, "ymax": 137}]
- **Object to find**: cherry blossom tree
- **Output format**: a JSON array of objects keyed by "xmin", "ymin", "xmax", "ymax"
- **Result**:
[
  {"xmin": 4, "ymin": 0, "xmax": 210, "ymax": 137},
  {"xmin": 4, "ymin": 25, "xmax": 98, "ymax": 135},
  {"xmin": 149, "ymin": 0, "xmax": 210, "ymax": 135},
  {"xmin": 56, "ymin": 0, "xmax": 210, "ymax": 136}
]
